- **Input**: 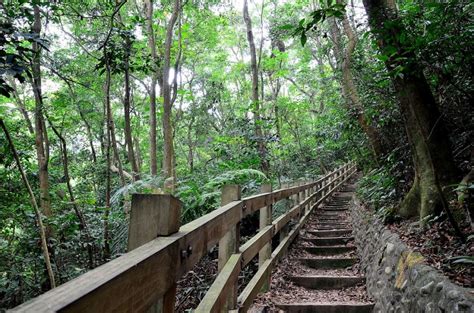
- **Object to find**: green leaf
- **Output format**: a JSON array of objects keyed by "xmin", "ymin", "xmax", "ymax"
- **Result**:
[
  {"xmin": 301, "ymin": 32, "xmax": 307, "ymax": 46},
  {"xmin": 278, "ymin": 24, "xmax": 295, "ymax": 30}
]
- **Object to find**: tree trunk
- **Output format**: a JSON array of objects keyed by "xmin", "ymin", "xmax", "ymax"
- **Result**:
[
  {"xmin": 330, "ymin": 12, "xmax": 384, "ymax": 159},
  {"xmin": 31, "ymin": 4, "xmax": 52, "ymax": 228},
  {"xmin": 117, "ymin": 10, "xmax": 140, "ymax": 181},
  {"xmin": 123, "ymin": 37, "xmax": 140, "ymax": 181},
  {"xmin": 363, "ymin": 0, "xmax": 458, "ymax": 220},
  {"xmin": 77, "ymin": 108, "xmax": 97, "ymax": 163},
  {"xmin": 47, "ymin": 116, "xmax": 95, "ymax": 269},
  {"xmin": 134, "ymin": 135, "xmax": 142, "ymax": 173},
  {"xmin": 243, "ymin": 0, "xmax": 269, "ymax": 175},
  {"xmin": 162, "ymin": 0, "xmax": 180, "ymax": 190},
  {"xmin": 104, "ymin": 66, "xmax": 126, "ymax": 186},
  {"xmin": 269, "ymin": 39, "xmax": 284, "ymax": 139},
  {"xmin": 103, "ymin": 50, "xmax": 113, "ymax": 260},
  {"xmin": 145, "ymin": 0, "xmax": 158, "ymax": 176},
  {"xmin": 1, "ymin": 119, "xmax": 56, "ymax": 289},
  {"xmin": 11, "ymin": 81, "xmax": 34, "ymax": 134},
  {"xmin": 187, "ymin": 115, "xmax": 195, "ymax": 173}
]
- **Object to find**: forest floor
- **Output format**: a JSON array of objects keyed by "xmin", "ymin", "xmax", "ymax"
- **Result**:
[{"xmin": 387, "ymin": 218, "xmax": 473, "ymax": 288}]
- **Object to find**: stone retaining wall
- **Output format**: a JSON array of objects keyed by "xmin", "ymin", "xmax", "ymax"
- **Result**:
[{"xmin": 350, "ymin": 197, "xmax": 474, "ymax": 313}]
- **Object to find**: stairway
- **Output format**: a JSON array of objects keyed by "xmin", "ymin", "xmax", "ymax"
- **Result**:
[{"xmin": 250, "ymin": 185, "xmax": 374, "ymax": 313}]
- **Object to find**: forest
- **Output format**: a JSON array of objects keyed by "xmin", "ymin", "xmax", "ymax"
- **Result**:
[{"xmin": 0, "ymin": 0, "xmax": 472, "ymax": 311}]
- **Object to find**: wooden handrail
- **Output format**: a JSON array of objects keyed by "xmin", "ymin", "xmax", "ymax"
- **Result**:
[
  {"xmin": 11, "ymin": 162, "xmax": 356, "ymax": 313},
  {"xmin": 196, "ymin": 164, "xmax": 357, "ymax": 312}
]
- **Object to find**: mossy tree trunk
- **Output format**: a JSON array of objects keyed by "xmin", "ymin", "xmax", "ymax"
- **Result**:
[{"xmin": 362, "ymin": 0, "xmax": 458, "ymax": 220}]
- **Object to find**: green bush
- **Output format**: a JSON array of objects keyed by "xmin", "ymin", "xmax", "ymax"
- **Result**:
[{"xmin": 357, "ymin": 166, "xmax": 398, "ymax": 222}]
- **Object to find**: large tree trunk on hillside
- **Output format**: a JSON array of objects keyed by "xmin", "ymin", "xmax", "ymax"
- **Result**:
[
  {"xmin": 162, "ymin": 0, "xmax": 180, "ymax": 191},
  {"xmin": 145, "ymin": 0, "xmax": 158, "ymax": 176},
  {"xmin": 330, "ymin": 13, "xmax": 385, "ymax": 160},
  {"xmin": 363, "ymin": 0, "xmax": 458, "ymax": 220},
  {"xmin": 243, "ymin": 0, "xmax": 269, "ymax": 175}
]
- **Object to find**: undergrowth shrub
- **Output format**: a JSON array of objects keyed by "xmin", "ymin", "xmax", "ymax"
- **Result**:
[{"xmin": 357, "ymin": 166, "xmax": 399, "ymax": 222}]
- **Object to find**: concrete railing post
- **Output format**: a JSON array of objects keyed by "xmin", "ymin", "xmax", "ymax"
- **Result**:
[
  {"xmin": 218, "ymin": 184, "xmax": 241, "ymax": 310},
  {"xmin": 128, "ymin": 193, "xmax": 181, "ymax": 313}
]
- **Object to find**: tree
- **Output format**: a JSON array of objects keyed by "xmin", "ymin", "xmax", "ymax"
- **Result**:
[
  {"xmin": 162, "ymin": 0, "xmax": 181, "ymax": 190},
  {"xmin": 362, "ymin": 0, "xmax": 458, "ymax": 220},
  {"xmin": 329, "ymin": 3, "xmax": 385, "ymax": 160},
  {"xmin": 30, "ymin": 4, "xmax": 52, "ymax": 234},
  {"xmin": 144, "ymin": 0, "xmax": 159, "ymax": 176},
  {"xmin": 0, "ymin": 119, "xmax": 56, "ymax": 289},
  {"xmin": 243, "ymin": 0, "xmax": 270, "ymax": 175}
]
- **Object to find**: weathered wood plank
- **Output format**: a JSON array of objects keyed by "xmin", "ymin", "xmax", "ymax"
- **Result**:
[
  {"xmin": 195, "ymin": 254, "xmax": 242, "ymax": 312},
  {"xmin": 242, "ymin": 192, "xmax": 272, "ymax": 215},
  {"xmin": 237, "ymin": 259, "xmax": 272, "ymax": 311},
  {"xmin": 240, "ymin": 225, "xmax": 273, "ymax": 266}
]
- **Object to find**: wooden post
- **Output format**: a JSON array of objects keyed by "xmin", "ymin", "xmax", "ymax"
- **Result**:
[
  {"xmin": 296, "ymin": 181, "xmax": 301, "ymax": 205},
  {"xmin": 280, "ymin": 183, "xmax": 290, "ymax": 245},
  {"xmin": 259, "ymin": 184, "xmax": 272, "ymax": 291},
  {"xmin": 218, "ymin": 184, "xmax": 241, "ymax": 310},
  {"xmin": 298, "ymin": 181, "xmax": 304, "ymax": 218},
  {"xmin": 321, "ymin": 177, "xmax": 326, "ymax": 198},
  {"xmin": 128, "ymin": 194, "xmax": 181, "ymax": 313},
  {"xmin": 304, "ymin": 181, "xmax": 309, "ymax": 213},
  {"xmin": 289, "ymin": 181, "xmax": 295, "ymax": 206}
]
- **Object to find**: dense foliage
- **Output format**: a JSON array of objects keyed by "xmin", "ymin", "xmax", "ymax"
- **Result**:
[{"xmin": 0, "ymin": 0, "xmax": 472, "ymax": 309}]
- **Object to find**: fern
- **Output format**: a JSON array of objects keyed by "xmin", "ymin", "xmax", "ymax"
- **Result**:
[{"xmin": 204, "ymin": 169, "xmax": 268, "ymax": 190}]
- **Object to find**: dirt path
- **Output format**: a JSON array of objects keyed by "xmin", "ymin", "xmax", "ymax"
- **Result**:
[{"xmin": 249, "ymin": 183, "xmax": 374, "ymax": 312}]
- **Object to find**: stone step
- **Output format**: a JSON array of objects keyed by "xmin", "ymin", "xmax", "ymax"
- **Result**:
[
  {"xmin": 314, "ymin": 214, "xmax": 348, "ymax": 222},
  {"xmin": 304, "ymin": 246, "xmax": 356, "ymax": 255},
  {"xmin": 315, "ymin": 222, "xmax": 350, "ymax": 226},
  {"xmin": 275, "ymin": 303, "xmax": 374, "ymax": 313},
  {"xmin": 289, "ymin": 275, "xmax": 365, "ymax": 289},
  {"xmin": 302, "ymin": 236, "xmax": 354, "ymax": 246},
  {"xmin": 322, "ymin": 208, "xmax": 348, "ymax": 212},
  {"xmin": 315, "ymin": 215, "xmax": 342, "ymax": 219},
  {"xmin": 309, "ymin": 229, "xmax": 352, "ymax": 237},
  {"xmin": 314, "ymin": 226, "xmax": 352, "ymax": 231},
  {"xmin": 315, "ymin": 213, "xmax": 342, "ymax": 218},
  {"xmin": 316, "ymin": 219, "xmax": 349, "ymax": 224},
  {"xmin": 299, "ymin": 257, "xmax": 357, "ymax": 269}
]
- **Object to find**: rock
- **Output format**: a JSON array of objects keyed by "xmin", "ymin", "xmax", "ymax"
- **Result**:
[
  {"xmin": 435, "ymin": 282, "xmax": 444, "ymax": 292},
  {"xmin": 386, "ymin": 242, "xmax": 395, "ymax": 254},
  {"xmin": 420, "ymin": 281, "xmax": 434, "ymax": 295},
  {"xmin": 447, "ymin": 290, "xmax": 460, "ymax": 300},
  {"xmin": 385, "ymin": 266, "xmax": 392, "ymax": 274},
  {"xmin": 458, "ymin": 301, "xmax": 471, "ymax": 311}
]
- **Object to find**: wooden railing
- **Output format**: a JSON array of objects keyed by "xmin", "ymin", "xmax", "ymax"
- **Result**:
[{"xmin": 11, "ymin": 162, "xmax": 357, "ymax": 313}]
